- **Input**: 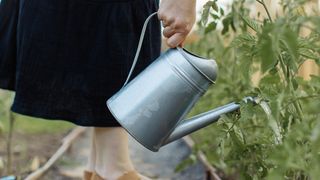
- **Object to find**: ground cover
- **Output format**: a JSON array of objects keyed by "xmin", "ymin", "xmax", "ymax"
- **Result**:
[{"xmin": 0, "ymin": 90, "xmax": 74, "ymax": 178}]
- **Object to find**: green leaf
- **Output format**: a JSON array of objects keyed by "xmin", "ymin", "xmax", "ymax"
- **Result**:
[
  {"xmin": 231, "ymin": 33, "xmax": 256, "ymax": 47},
  {"xmin": 221, "ymin": 14, "xmax": 233, "ymax": 34},
  {"xmin": 299, "ymin": 48, "xmax": 319, "ymax": 60},
  {"xmin": 260, "ymin": 73, "xmax": 280, "ymax": 85},
  {"xmin": 210, "ymin": 12, "xmax": 220, "ymax": 20},
  {"xmin": 269, "ymin": 67, "xmax": 278, "ymax": 75},
  {"xmin": 205, "ymin": 22, "xmax": 217, "ymax": 34},
  {"xmin": 281, "ymin": 27, "xmax": 299, "ymax": 61},
  {"xmin": 220, "ymin": 7, "xmax": 225, "ymax": 16},
  {"xmin": 240, "ymin": 15, "xmax": 261, "ymax": 32},
  {"xmin": 258, "ymin": 101, "xmax": 283, "ymax": 144},
  {"xmin": 174, "ymin": 154, "xmax": 197, "ymax": 172},
  {"xmin": 292, "ymin": 79, "xmax": 298, "ymax": 90},
  {"xmin": 201, "ymin": 1, "xmax": 212, "ymax": 26},
  {"xmin": 258, "ymin": 26, "xmax": 278, "ymax": 73},
  {"xmin": 230, "ymin": 125, "xmax": 245, "ymax": 149},
  {"xmin": 201, "ymin": 1, "xmax": 218, "ymax": 26},
  {"xmin": 211, "ymin": 1, "xmax": 218, "ymax": 12}
]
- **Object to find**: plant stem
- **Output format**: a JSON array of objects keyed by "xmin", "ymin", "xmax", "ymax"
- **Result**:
[
  {"xmin": 279, "ymin": 55, "xmax": 289, "ymax": 86},
  {"xmin": 6, "ymin": 112, "xmax": 15, "ymax": 175},
  {"xmin": 279, "ymin": 54, "xmax": 304, "ymax": 118},
  {"xmin": 281, "ymin": 94, "xmax": 320, "ymax": 110},
  {"xmin": 256, "ymin": 0, "xmax": 273, "ymax": 22},
  {"xmin": 218, "ymin": 114, "xmax": 241, "ymax": 147}
]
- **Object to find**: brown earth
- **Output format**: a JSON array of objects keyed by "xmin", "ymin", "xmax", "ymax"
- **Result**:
[{"xmin": 0, "ymin": 131, "xmax": 70, "ymax": 179}]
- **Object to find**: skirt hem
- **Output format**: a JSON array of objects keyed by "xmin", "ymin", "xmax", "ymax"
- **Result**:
[{"xmin": 11, "ymin": 103, "xmax": 122, "ymax": 127}]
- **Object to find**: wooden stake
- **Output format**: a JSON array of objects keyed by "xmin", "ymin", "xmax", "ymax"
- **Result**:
[
  {"xmin": 183, "ymin": 136, "xmax": 221, "ymax": 180},
  {"xmin": 25, "ymin": 127, "xmax": 86, "ymax": 180}
]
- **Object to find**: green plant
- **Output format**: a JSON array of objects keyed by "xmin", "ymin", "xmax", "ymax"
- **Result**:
[
  {"xmin": 188, "ymin": 0, "xmax": 320, "ymax": 179},
  {"xmin": 0, "ymin": 90, "xmax": 15, "ymax": 174},
  {"xmin": 0, "ymin": 90, "xmax": 74, "ymax": 176}
]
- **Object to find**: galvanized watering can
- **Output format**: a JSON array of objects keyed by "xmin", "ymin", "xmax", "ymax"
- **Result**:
[{"xmin": 107, "ymin": 13, "xmax": 256, "ymax": 152}]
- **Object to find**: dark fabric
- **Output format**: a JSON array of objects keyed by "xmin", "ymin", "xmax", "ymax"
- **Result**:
[
  {"xmin": 0, "ymin": 0, "xmax": 19, "ymax": 90},
  {"xmin": 0, "ymin": 0, "xmax": 161, "ymax": 127}
]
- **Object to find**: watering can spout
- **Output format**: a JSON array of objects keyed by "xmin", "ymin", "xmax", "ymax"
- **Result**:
[
  {"xmin": 164, "ymin": 97, "xmax": 258, "ymax": 145},
  {"xmin": 164, "ymin": 102, "xmax": 240, "ymax": 145}
]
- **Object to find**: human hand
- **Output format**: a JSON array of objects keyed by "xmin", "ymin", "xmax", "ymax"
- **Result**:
[{"xmin": 158, "ymin": 0, "xmax": 196, "ymax": 48}]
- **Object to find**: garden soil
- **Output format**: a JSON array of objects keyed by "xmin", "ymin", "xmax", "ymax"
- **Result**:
[{"xmin": 1, "ymin": 129, "xmax": 206, "ymax": 180}]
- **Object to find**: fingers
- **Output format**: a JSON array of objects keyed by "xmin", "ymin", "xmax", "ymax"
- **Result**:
[
  {"xmin": 167, "ymin": 33, "xmax": 185, "ymax": 48},
  {"xmin": 163, "ymin": 25, "xmax": 190, "ymax": 48},
  {"xmin": 163, "ymin": 26, "xmax": 175, "ymax": 38},
  {"xmin": 162, "ymin": 19, "xmax": 174, "ymax": 28},
  {"xmin": 158, "ymin": 11, "xmax": 173, "ymax": 27},
  {"xmin": 170, "ymin": 18, "xmax": 189, "ymax": 31},
  {"xmin": 160, "ymin": 18, "xmax": 191, "ymax": 48},
  {"xmin": 157, "ymin": 1, "xmax": 196, "ymax": 48}
]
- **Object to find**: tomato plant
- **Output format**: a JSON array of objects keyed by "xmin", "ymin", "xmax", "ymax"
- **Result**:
[{"xmin": 188, "ymin": 0, "xmax": 320, "ymax": 179}]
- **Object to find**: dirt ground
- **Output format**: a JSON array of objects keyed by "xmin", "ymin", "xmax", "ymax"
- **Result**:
[
  {"xmin": 0, "ymin": 131, "xmax": 70, "ymax": 179},
  {"xmin": 1, "ymin": 129, "xmax": 207, "ymax": 180}
]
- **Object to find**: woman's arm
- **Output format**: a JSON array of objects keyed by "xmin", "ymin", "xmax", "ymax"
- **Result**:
[{"xmin": 158, "ymin": 0, "xmax": 196, "ymax": 48}]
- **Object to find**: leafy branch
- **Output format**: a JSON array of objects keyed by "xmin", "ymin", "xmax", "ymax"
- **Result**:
[
  {"xmin": 256, "ymin": 0, "xmax": 273, "ymax": 22},
  {"xmin": 281, "ymin": 94, "xmax": 320, "ymax": 111},
  {"xmin": 194, "ymin": 0, "xmax": 320, "ymax": 178}
]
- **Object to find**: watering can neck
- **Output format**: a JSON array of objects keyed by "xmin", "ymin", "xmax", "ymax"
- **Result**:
[
  {"xmin": 164, "ymin": 97, "xmax": 259, "ymax": 145},
  {"xmin": 176, "ymin": 47, "xmax": 218, "ymax": 83}
]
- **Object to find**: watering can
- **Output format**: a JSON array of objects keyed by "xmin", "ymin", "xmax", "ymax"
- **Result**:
[{"xmin": 106, "ymin": 13, "xmax": 257, "ymax": 152}]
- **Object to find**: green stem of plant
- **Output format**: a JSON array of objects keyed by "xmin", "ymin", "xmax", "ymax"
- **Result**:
[
  {"xmin": 288, "ymin": 68, "xmax": 304, "ymax": 118},
  {"xmin": 279, "ymin": 55, "xmax": 289, "ymax": 85},
  {"xmin": 239, "ymin": 14, "xmax": 259, "ymax": 32},
  {"xmin": 6, "ymin": 112, "xmax": 15, "ymax": 175},
  {"xmin": 279, "ymin": 55, "xmax": 304, "ymax": 118},
  {"xmin": 218, "ymin": 113, "xmax": 241, "ymax": 146},
  {"xmin": 281, "ymin": 94, "xmax": 320, "ymax": 110},
  {"xmin": 256, "ymin": 0, "xmax": 273, "ymax": 22}
]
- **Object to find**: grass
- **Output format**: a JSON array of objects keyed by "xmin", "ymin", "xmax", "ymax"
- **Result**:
[
  {"xmin": 0, "ymin": 91, "xmax": 75, "ymax": 134},
  {"xmin": 2, "ymin": 114, "xmax": 75, "ymax": 134}
]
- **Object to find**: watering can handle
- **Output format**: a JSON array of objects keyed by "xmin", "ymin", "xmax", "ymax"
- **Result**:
[{"xmin": 122, "ymin": 12, "xmax": 158, "ymax": 87}]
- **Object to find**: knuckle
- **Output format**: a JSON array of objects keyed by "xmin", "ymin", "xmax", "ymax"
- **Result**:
[
  {"xmin": 167, "ymin": 17, "xmax": 174, "ymax": 23},
  {"xmin": 157, "ymin": 11, "xmax": 165, "ymax": 20},
  {"xmin": 185, "ymin": 25, "xmax": 192, "ymax": 33},
  {"xmin": 163, "ymin": 32, "xmax": 169, "ymax": 38},
  {"xmin": 172, "ymin": 22, "xmax": 182, "ymax": 29},
  {"xmin": 173, "ymin": 20, "xmax": 190, "ymax": 30}
]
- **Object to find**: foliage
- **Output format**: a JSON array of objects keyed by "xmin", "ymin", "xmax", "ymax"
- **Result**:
[{"xmin": 188, "ymin": 0, "xmax": 320, "ymax": 179}]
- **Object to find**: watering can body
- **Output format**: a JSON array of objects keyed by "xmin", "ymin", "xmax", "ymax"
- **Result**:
[
  {"xmin": 106, "ymin": 12, "xmax": 258, "ymax": 152},
  {"xmin": 107, "ymin": 48, "xmax": 220, "ymax": 151}
]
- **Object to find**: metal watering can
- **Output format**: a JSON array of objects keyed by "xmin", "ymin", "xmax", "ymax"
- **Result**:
[{"xmin": 107, "ymin": 13, "xmax": 256, "ymax": 152}]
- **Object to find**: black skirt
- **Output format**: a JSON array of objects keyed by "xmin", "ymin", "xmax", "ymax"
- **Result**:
[{"xmin": 0, "ymin": 0, "xmax": 161, "ymax": 127}]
